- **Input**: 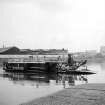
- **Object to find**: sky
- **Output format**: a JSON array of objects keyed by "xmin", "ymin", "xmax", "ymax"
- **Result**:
[{"xmin": 0, "ymin": 0, "xmax": 105, "ymax": 52}]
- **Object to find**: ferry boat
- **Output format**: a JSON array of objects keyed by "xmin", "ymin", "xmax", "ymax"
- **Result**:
[
  {"xmin": 3, "ymin": 54, "xmax": 94, "ymax": 74},
  {"xmin": 3, "ymin": 56, "xmax": 60, "ymax": 73}
]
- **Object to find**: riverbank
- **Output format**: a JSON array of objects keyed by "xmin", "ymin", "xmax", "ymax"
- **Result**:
[{"xmin": 20, "ymin": 83, "xmax": 105, "ymax": 105}]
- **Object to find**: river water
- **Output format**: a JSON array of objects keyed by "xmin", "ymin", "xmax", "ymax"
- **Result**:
[{"xmin": 0, "ymin": 61, "xmax": 105, "ymax": 105}]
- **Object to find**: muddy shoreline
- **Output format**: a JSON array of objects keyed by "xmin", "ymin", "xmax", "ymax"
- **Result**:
[{"xmin": 20, "ymin": 83, "xmax": 105, "ymax": 105}]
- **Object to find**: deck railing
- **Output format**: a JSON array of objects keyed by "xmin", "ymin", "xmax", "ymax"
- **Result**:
[{"xmin": 8, "ymin": 56, "xmax": 68, "ymax": 63}]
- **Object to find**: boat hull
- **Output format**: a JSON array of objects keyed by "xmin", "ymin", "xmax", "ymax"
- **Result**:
[
  {"xmin": 3, "ymin": 62, "xmax": 58, "ymax": 73},
  {"xmin": 58, "ymin": 70, "xmax": 96, "ymax": 75}
]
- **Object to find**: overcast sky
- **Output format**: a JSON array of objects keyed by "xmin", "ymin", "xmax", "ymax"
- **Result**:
[{"xmin": 0, "ymin": 0, "xmax": 105, "ymax": 52}]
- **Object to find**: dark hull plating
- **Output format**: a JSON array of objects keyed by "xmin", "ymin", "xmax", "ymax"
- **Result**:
[{"xmin": 3, "ymin": 62, "xmax": 58, "ymax": 73}]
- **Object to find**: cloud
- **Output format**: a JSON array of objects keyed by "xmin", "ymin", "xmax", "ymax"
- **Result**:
[
  {"xmin": 0, "ymin": 0, "xmax": 72, "ymax": 12},
  {"xmin": 0, "ymin": 0, "xmax": 104, "ymax": 51}
]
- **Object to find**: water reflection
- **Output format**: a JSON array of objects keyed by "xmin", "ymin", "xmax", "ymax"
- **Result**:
[
  {"xmin": 99, "ymin": 61, "xmax": 105, "ymax": 70},
  {"xmin": 0, "ymin": 71, "xmax": 88, "ymax": 88},
  {"xmin": 58, "ymin": 74, "xmax": 88, "ymax": 88},
  {"xmin": 0, "ymin": 72, "xmax": 52, "ymax": 87},
  {"xmin": 0, "ymin": 70, "xmax": 92, "ymax": 105}
]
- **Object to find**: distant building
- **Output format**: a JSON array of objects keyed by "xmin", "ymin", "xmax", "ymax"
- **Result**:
[
  {"xmin": 0, "ymin": 46, "xmax": 20, "ymax": 54},
  {"xmin": 20, "ymin": 49, "xmax": 33, "ymax": 54},
  {"xmin": 100, "ymin": 46, "xmax": 105, "ymax": 56},
  {"xmin": 0, "ymin": 46, "xmax": 68, "ymax": 55},
  {"xmin": 33, "ymin": 49, "xmax": 68, "ymax": 55}
]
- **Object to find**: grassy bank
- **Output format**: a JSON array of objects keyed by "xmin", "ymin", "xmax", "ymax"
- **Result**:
[{"xmin": 20, "ymin": 83, "xmax": 105, "ymax": 105}]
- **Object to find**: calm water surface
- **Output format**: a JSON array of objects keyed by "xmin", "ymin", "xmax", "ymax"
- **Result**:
[{"xmin": 0, "ymin": 61, "xmax": 105, "ymax": 105}]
